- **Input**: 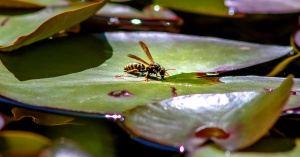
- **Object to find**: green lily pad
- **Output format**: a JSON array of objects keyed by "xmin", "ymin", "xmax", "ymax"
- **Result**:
[
  {"xmin": 192, "ymin": 138, "xmax": 300, "ymax": 157},
  {"xmin": 121, "ymin": 75, "xmax": 293, "ymax": 151},
  {"xmin": 0, "ymin": 130, "xmax": 51, "ymax": 157},
  {"xmin": 0, "ymin": 0, "xmax": 107, "ymax": 51},
  {"xmin": 154, "ymin": 0, "xmax": 231, "ymax": 17},
  {"xmin": 0, "ymin": 0, "xmax": 46, "ymax": 8},
  {"xmin": 0, "ymin": 32, "xmax": 295, "ymax": 114}
]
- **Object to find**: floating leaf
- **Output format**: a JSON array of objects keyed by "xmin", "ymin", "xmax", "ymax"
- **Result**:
[
  {"xmin": 121, "ymin": 75, "xmax": 293, "ymax": 151},
  {"xmin": 154, "ymin": 0, "xmax": 231, "ymax": 17},
  {"xmin": 42, "ymin": 118, "xmax": 117, "ymax": 156},
  {"xmin": 225, "ymin": 0, "xmax": 300, "ymax": 14},
  {"xmin": 0, "ymin": 0, "xmax": 45, "ymax": 8},
  {"xmin": 0, "ymin": 32, "xmax": 294, "ymax": 114},
  {"xmin": 12, "ymin": 107, "xmax": 75, "ymax": 126},
  {"xmin": 0, "ymin": 0, "xmax": 107, "ymax": 51},
  {"xmin": 39, "ymin": 139, "xmax": 92, "ymax": 157},
  {"xmin": 0, "ymin": 130, "xmax": 51, "ymax": 157},
  {"xmin": 191, "ymin": 138, "xmax": 300, "ymax": 157}
]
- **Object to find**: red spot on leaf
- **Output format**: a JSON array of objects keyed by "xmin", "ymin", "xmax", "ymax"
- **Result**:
[
  {"xmin": 171, "ymin": 87, "xmax": 178, "ymax": 97},
  {"xmin": 108, "ymin": 90, "xmax": 133, "ymax": 98}
]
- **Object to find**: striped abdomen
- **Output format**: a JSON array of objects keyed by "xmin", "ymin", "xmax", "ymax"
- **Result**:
[{"xmin": 124, "ymin": 62, "xmax": 147, "ymax": 72}]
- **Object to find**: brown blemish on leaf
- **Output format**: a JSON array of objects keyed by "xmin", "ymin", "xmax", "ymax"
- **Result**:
[
  {"xmin": 1, "ymin": 17, "xmax": 9, "ymax": 27},
  {"xmin": 171, "ymin": 87, "xmax": 178, "ymax": 97},
  {"xmin": 108, "ymin": 90, "xmax": 134, "ymax": 98}
]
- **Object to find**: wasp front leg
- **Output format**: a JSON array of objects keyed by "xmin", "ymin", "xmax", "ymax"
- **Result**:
[
  {"xmin": 115, "ymin": 69, "xmax": 139, "ymax": 78},
  {"xmin": 144, "ymin": 72, "xmax": 150, "ymax": 82},
  {"xmin": 153, "ymin": 70, "xmax": 159, "ymax": 80}
]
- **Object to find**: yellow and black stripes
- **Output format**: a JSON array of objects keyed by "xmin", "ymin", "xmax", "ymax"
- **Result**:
[{"xmin": 124, "ymin": 62, "xmax": 147, "ymax": 72}]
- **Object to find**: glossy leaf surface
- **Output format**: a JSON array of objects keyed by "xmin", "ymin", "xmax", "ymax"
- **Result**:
[
  {"xmin": 0, "ymin": 1, "xmax": 107, "ymax": 51},
  {"xmin": 0, "ymin": 32, "xmax": 294, "ymax": 114},
  {"xmin": 121, "ymin": 76, "xmax": 293, "ymax": 151}
]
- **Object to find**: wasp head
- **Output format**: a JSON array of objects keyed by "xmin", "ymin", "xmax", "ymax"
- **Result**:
[{"xmin": 159, "ymin": 68, "xmax": 166, "ymax": 80}]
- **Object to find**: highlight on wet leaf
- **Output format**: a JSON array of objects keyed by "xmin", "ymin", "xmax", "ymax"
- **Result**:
[
  {"xmin": 0, "ymin": 0, "xmax": 107, "ymax": 51},
  {"xmin": 121, "ymin": 75, "xmax": 293, "ymax": 152},
  {"xmin": 0, "ymin": 130, "xmax": 51, "ymax": 157},
  {"xmin": 12, "ymin": 107, "xmax": 75, "ymax": 126}
]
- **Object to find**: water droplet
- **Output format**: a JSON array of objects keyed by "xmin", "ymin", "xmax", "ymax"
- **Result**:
[
  {"xmin": 108, "ymin": 17, "xmax": 120, "ymax": 25},
  {"xmin": 225, "ymin": 150, "xmax": 231, "ymax": 156},
  {"xmin": 179, "ymin": 145, "xmax": 185, "ymax": 153},
  {"xmin": 228, "ymin": 7, "xmax": 235, "ymax": 16},
  {"xmin": 184, "ymin": 83, "xmax": 192, "ymax": 87},
  {"xmin": 105, "ymin": 114, "xmax": 123, "ymax": 121},
  {"xmin": 108, "ymin": 90, "xmax": 133, "ymax": 98}
]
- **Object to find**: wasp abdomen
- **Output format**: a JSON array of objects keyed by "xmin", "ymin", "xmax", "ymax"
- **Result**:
[{"xmin": 124, "ymin": 62, "xmax": 146, "ymax": 72}]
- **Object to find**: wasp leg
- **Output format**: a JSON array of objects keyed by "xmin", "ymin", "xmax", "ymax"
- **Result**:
[
  {"xmin": 153, "ymin": 70, "xmax": 159, "ymax": 80},
  {"xmin": 144, "ymin": 72, "xmax": 150, "ymax": 82},
  {"xmin": 115, "ymin": 69, "xmax": 139, "ymax": 78}
]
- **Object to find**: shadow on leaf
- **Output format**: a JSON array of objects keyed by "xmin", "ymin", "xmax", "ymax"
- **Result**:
[{"xmin": 0, "ymin": 34, "xmax": 112, "ymax": 81}]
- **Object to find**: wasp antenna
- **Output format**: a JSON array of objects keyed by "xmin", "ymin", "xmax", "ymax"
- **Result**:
[{"xmin": 166, "ymin": 68, "xmax": 176, "ymax": 71}]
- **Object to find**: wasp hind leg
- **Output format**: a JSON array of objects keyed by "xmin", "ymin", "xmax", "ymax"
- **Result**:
[{"xmin": 115, "ymin": 69, "xmax": 139, "ymax": 78}]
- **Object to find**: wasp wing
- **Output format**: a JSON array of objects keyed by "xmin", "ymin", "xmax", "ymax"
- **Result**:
[
  {"xmin": 139, "ymin": 41, "xmax": 155, "ymax": 63},
  {"xmin": 127, "ymin": 54, "xmax": 150, "ymax": 66}
]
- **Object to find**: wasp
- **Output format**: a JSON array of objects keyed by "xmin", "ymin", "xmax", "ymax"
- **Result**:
[{"xmin": 115, "ymin": 41, "xmax": 175, "ymax": 82}]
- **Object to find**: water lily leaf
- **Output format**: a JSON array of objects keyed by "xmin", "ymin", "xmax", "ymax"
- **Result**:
[
  {"xmin": 0, "ymin": 130, "xmax": 51, "ymax": 157},
  {"xmin": 0, "ymin": 0, "xmax": 107, "ymax": 52},
  {"xmin": 191, "ymin": 138, "xmax": 300, "ymax": 157},
  {"xmin": 154, "ymin": 0, "xmax": 231, "ymax": 17},
  {"xmin": 0, "ymin": 0, "xmax": 46, "ymax": 8},
  {"xmin": 224, "ymin": 0, "xmax": 300, "ymax": 14},
  {"xmin": 96, "ymin": 3, "xmax": 179, "ymax": 20},
  {"xmin": 0, "ymin": 32, "xmax": 294, "ymax": 114},
  {"xmin": 42, "ymin": 118, "xmax": 117, "ymax": 157},
  {"xmin": 12, "ymin": 107, "xmax": 76, "ymax": 126},
  {"xmin": 121, "ymin": 75, "xmax": 293, "ymax": 151},
  {"xmin": 39, "ymin": 139, "xmax": 93, "ymax": 157}
]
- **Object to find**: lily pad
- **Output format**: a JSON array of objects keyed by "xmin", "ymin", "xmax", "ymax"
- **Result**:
[
  {"xmin": 192, "ymin": 138, "xmax": 300, "ymax": 157},
  {"xmin": 121, "ymin": 75, "xmax": 293, "ymax": 151},
  {"xmin": 0, "ymin": 32, "xmax": 295, "ymax": 114},
  {"xmin": 0, "ymin": 130, "xmax": 51, "ymax": 157},
  {"xmin": 0, "ymin": 0, "xmax": 107, "ymax": 51},
  {"xmin": 153, "ymin": 0, "xmax": 231, "ymax": 17},
  {"xmin": 225, "ymin": 0, "xmax": 300, "ymax": 14}
]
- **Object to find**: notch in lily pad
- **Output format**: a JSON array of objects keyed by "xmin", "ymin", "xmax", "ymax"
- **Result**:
[{"xmin": 120, "ymin": 75, "xmax": 294, "ymax": 152}]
